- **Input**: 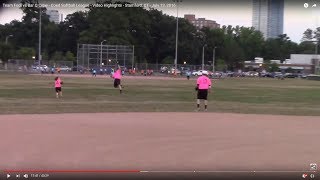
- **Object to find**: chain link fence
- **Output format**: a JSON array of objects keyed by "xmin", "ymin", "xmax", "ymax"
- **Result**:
[
  {"xmin": 134, "ymin": 63, "xmax": 213, "ymax": 73},
  {"xmin": 3, "ymin": 59, "xmax": 74, "ymax": 72},
  {"xmin": 77, "ymin": 44, "xmax": 134, "ymax": 70}
]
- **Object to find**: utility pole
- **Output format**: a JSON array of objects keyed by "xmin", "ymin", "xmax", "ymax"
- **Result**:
[
  {"xmin": 202, "ymin": 45, "xmax": 206, "ymax": 70},
  {"xmin": 100, "ymin": 40, "xmax": 106, "ymax": 67},
  {"xmin": 38, "ymin": 7, "xmax": 42, "ymax": 65},
  {"xmin": 212, "ymin": 47, "xmax": 217, "ymax": 73}
]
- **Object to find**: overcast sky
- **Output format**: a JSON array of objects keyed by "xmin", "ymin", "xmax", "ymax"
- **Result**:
[{"xmin": 0, "ymin": 0, "xmax": 319, "ymax": 43}]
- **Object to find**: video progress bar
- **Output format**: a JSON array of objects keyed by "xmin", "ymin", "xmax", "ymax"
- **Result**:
[
  {"xmin": 140, "ymin": 170, "xmax": 317, "ymax": 173},
  {"xmin": 4, "ymin": 170, "xmax": 317, "ymax": 173}
]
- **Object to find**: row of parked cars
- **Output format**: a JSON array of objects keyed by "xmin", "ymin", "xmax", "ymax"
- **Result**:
[
  {"xmin": 222, "ymin": 71, "xmax": 308, "ymax": 78},
  {"xmin": 32, "ymin": 65, "xmax": 73, "ymax": 72},
  {"xmin": 177, "ymin": 70, "xmax": 308, "ymax": 79}
]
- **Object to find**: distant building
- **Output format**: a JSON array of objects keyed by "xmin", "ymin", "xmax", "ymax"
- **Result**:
[
  {"xmin": 244, "ymin": 55, "xmax": 320, "ymax": 74},
  {"xmin": 184, "ymin": 14, "xmax": 220, "ymax": 30},
  {"xmin": 60, "ymin": 14, "xmax": 63, "ymax": 22},
  {"xmin": 46, "ymin": 10, "xmax": 61, "ymax": 24},
  {"xmin": 252, "ymin": 0, "xmax": 284, "ymax": 39}
]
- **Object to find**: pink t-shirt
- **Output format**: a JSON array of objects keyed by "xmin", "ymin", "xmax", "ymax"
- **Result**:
[
  {"xmin": 55, "ymin": 78, "xmax": 61, "ymax": 88},
  {"xmin": 197, "ymin": 75, "xmax": 212, "ymax": 89},
  {"xmin": 113, "ymin": 69, "xmax": 122, "ymax": 79}
]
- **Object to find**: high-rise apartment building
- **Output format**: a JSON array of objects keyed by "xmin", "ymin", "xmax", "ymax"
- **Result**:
[
  {"xmin": 252, "ymin": 0, "xmax": 284, "ymax": 39},
  {"xmin": 46, "ymin": 10, "xmax": 61, "ymax": 24}
]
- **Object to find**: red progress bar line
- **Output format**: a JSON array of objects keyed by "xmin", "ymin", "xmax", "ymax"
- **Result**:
[{"xmin": 4, "ymin": 170, "xmax": 140, "ymax": 173}]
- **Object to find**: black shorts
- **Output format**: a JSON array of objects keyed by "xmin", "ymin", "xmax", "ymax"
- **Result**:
[
  {"xmin": 114, "ymin": 79, "xmax": 121, "ymax": 88},
  {"xmin": 197, "ymin": 89, "xmax": 208, "ymax": 100},
  {"xmin": 55, "ymin": 87, "xmax": 62, "ymax": 92}
]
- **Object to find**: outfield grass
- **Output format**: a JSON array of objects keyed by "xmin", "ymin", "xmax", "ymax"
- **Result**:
[{"xmin": 0, "ymin": 72, "xmax": 320, "ymax": 115}]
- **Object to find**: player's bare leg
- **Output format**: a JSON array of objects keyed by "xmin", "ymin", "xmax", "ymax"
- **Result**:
[
  {"xmin": 56, "ymin": 92, "xmax": 59, "ymax": 99},
  {"xmin": 196, "ymin": 99, "xmax": 200, "ymax": 111},
  {"xmin": 119, "ymin": 85, "xmax": 122, "ymax": 94},
  {"xmin": 59, "ymin": 91, "xmax": 63, "ymax": 98},
  {"xmin": 204, "ymin": 100, "xmax": 208, "ymax": 111}
]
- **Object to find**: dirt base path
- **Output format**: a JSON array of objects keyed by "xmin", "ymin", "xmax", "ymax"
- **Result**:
[{"xmin": 1, "ymin": 112, "xmax": 318, "ymax": 172}]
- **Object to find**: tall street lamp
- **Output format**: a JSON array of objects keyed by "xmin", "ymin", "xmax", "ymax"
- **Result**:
[
  {"xmin": 212, "ymin": 46, "xmax": 217, "ymax": 73},
  {"xmin": 39, "ymin": 8, "xmax": 42, "ymax": 65},
  {"xmin": 202, "ymin": 44, "xmax": 207, "ymax": 70},
  {"xmin": 5, "ymin": 35, "xmax": 13, "ymax": 44},
  {"xmin": 100, "ymin": 40, "xmax": 106, "ymax": 67},
  {"xmin": 174, "ymin": 0, "xmax": 182, "ymax": 70},
  {"xmin": 35, "ymin": 8, "xmax": 42, "ymax": 65}
]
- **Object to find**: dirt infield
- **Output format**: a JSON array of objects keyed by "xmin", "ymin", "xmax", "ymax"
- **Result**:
[{"xmin": 1, "ymin": 112, "xmax": 318, "ymax": 171}]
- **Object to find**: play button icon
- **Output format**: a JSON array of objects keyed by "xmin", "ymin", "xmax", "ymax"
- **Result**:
[{"xmin": 7, "ymin": 174, "xmax": 11, "ymax": 178}]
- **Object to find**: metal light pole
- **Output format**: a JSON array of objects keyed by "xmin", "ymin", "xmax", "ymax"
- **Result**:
[
  {"xmin": 132, "ymin": 45, "xmax": 135, "ymax": 70},
  {"xmin": 315, "ymin": 41, "xmax": 319, "ymax": 74},
  {"xmin": 38, "ymin": 7, "xmax": 42, "ymax": 65},
  {"xmin": 212, "ymin": 47, "xmax": 217, "ymax": 73},
  {"xmin": 202, "ymin": 45, "xmax": 206, "ymax": 70},
  {"xmin": 5, "ymin": 35, "xmax": 13, "ymax": 44},
  {"xmin": 100, "ymin": 40, "xmax": 106, "ymax": 67},
  {"xmin": 174, "ymin": 0, "xmax": 181, "ymax": 70}
]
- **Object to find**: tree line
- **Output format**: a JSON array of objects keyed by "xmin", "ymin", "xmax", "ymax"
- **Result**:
[{"xmin": 0, "ymin": 0, "xmax": 318, "ymax": 70}]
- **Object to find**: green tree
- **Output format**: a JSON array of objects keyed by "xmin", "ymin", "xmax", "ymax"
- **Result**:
[
  {"xmin": 65, "ymin": 51, "xmax": 75, "ymax": 62},
  {"xmin": 263, "ymin": 34, "xmax": 298, "ymax": 61},
  {"xmin": 216, "ymin": 59, "xmax": 226, "ymax": 71},
  {"xmin": 42, "ymin": 51, "xmax": 49, "ymax": 61},
  {"xmin": 51, "ymin": 51, "xmax": 64, "ymax": 61},
  {"xmin": 298, "ymin": 41, "xmax": 315, "ymax": 54},
  {"xmin": 222, "ymin": 35, "xmax": 245, "ymax": 70},
  {"xmin": 59, "ymin": 11, "xmax": 89, "ymax": 55},
  {"xmin": 16, "ymin": 47, "xmax": 36, "ymax": 60},
  {"xmin": 0, "ymin": 43, "xmax": 14, "ymax": 66},
  {"xmin": 162, "ymin": 56, "xmax": 174, "ymax": 64},
  {"xmin": 269, "ymin": 63, "xmax": 279, "ymax": 72},
  {"xmin": 236, "ymin": 27, "xmax": 264, "ymax": 60},
  {"xmin": 302, "ymin": 28, "xmax": 313, "ymax": 41}
]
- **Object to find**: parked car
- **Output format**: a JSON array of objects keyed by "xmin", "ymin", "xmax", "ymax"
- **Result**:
[
  {"xmin": 160, "ymin": 66, "xmax": 168, "ymax": 73},
  {"xmin": 248, "ymin": 71, "xmax": 259, "ymax": 77},
  {"xmin": 72, "ymin": 66, "xmax": 78, "ymax": 71},
  {"xmin": 59, "ymin": 66, "xmax": 71, "ymax": 72},
  {"xmin": 168, "ymin": 68, "xmax": 181, "ymax": 75},
  {"xmin": 36, "ymin": 65, "xmax": 49, "ymax": 72},
  {"xmin": 192, "ymin": 70, "xmax": 209, "ymax": 76},
  {"xmin": 270, "ymin": 72, "xmax": 284, "ymax": 78},
  {"xmin": 181, "ymin": 67, "xmax": 191, "ymax": 75},
  {"xmin": 298, "ymin": 73, "xmax": 307, "ymax": 79},
  {"xmin": 226, "ymin": 71, "xmax": 235, "ymax": 77},
  {"xmin": 284, "ymin": 73, "xmax": 298, "ymax": 78},
  {"xmin": 211, "ymin": 72, "xmax": 224, "ymax": 79}
]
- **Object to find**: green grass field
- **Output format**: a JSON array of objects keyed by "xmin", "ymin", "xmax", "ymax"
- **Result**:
[{"xmin": 0, "ymin": 72, "xmax": 320, "ymax": 115}]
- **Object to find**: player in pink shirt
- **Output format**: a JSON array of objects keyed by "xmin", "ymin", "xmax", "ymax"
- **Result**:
[
  {"xmin": 112, "ymin": 65, "xmax": 123, "ymax": 94},
  {"xmin": 54, "ymin": 76, "xmax": 63, "ymax": 98},
  {"xmin": 195, "ymin": 71, "xmax": 212, "ymax": 111}
]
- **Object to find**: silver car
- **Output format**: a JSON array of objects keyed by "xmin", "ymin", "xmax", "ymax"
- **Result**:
[{"xmin": 59, "ymin": 66, "xmax": 71, "ymax": 72}]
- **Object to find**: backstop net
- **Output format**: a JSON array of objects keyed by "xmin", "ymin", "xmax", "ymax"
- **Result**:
[{"xmin": 77, "ymin": 44, "xmax": 134, "ymax": 69}]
